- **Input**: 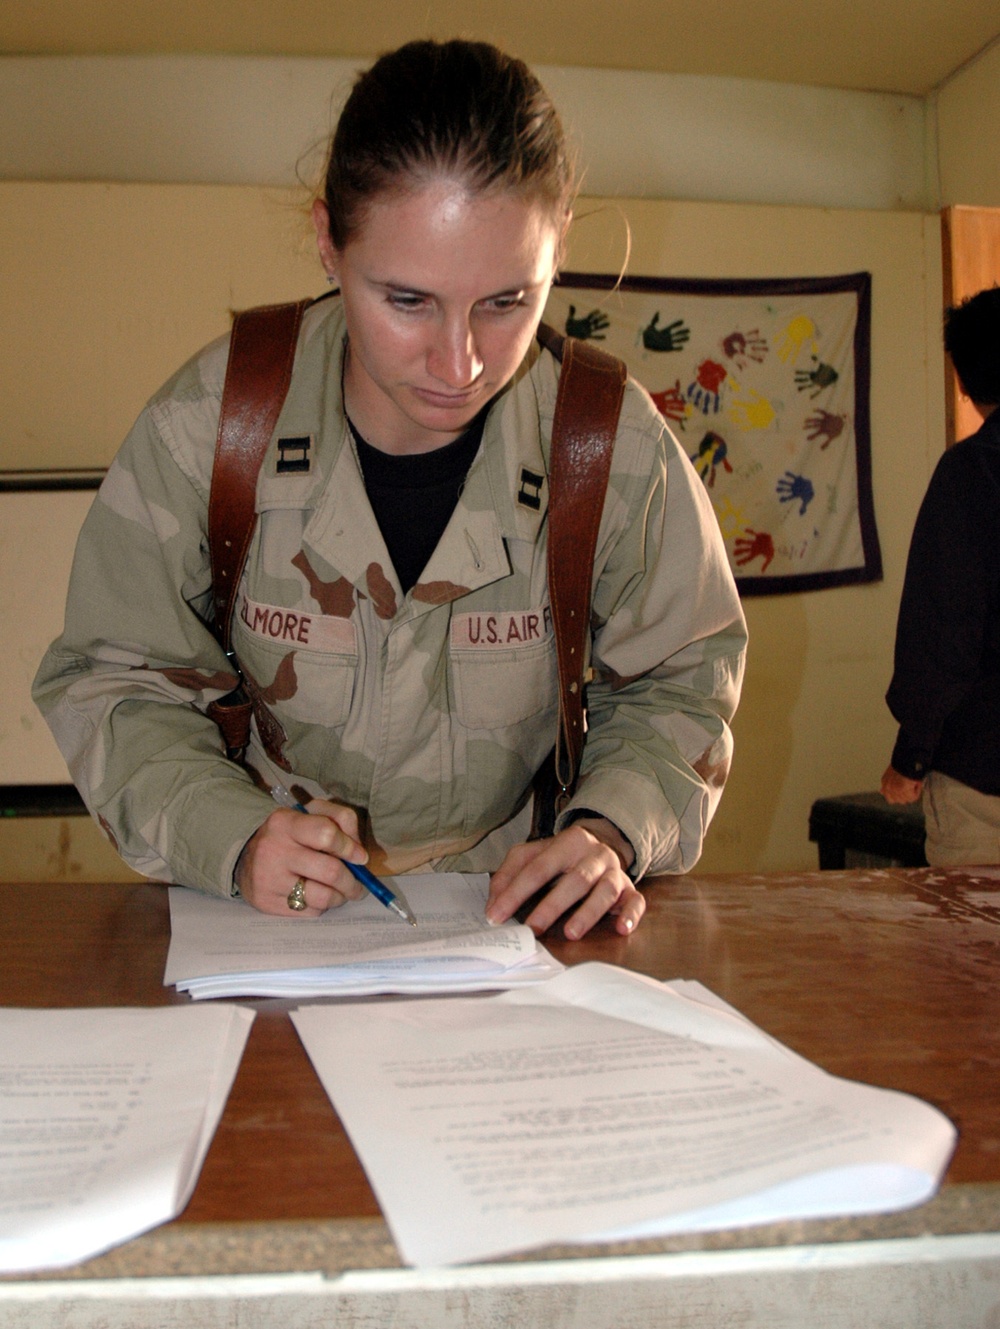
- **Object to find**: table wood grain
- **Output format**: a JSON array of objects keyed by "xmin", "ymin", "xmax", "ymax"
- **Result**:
[{"xmin": 3, "ymin": 866, "xmax": 999, "ymax": 1265}]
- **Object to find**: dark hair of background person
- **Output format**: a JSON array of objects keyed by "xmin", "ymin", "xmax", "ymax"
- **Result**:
[
  {"xmin": 321, "ymin": 38, "xmax": 577, "ymax": 250},
  {"xmin": 944, "ymin": 285, "xmax": 1000, "ymax": 406}
]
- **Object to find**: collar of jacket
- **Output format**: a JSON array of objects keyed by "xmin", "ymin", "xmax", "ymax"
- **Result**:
[{"xmin": 253, "ymin": 298, "xmax": 556, "ymax": 611}]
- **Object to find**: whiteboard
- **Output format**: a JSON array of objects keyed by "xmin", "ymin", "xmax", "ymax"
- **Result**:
[{"xmin": 1, "ymin": 489, "xmax": 96, "ymax": 784}]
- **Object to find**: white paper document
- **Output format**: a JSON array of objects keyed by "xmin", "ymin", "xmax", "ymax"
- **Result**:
[
  {"xmin": 292, "ymin": 963, "xmax": 956, "ymax": 1267},
  {"xmin": 165, "ymin": 873, "xmax": 563, "ymax": 999},
  {"xmin": 0, "ymin": 1003, "xmax": 253, "ymax": 1273}
]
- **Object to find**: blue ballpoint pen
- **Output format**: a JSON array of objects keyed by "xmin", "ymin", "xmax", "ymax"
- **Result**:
[{"xmin": 270, "ymin": 783, "xmax": 417, "ymax": 926}]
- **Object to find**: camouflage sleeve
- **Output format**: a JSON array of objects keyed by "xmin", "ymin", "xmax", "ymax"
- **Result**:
[
  {"xmin": 556, "ymin": 393, "xmax": 747, "ymax": 877},
  {"xmin": 32, "ymin": 366, "xmax": 274, "ymax": 896}
]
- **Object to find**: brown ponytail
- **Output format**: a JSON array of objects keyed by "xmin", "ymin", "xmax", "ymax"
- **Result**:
[{"xmin": 322, "ymin": 39, "xmax": 575, "ymax": 249}]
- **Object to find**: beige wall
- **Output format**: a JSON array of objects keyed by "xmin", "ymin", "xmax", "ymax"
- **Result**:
[
  {"xmin": 564, "ymin": 198, "xmax": 943, "ymax": 871},
  {"xmin": 0, "ymin": 56, "xmax": 929, "ymax": 212},
  {"xmin": 1, "ymin": 182, "xmax": 944, "ymax": 878},
  {"xmin": 2, "ymin": 182, "xmax": 321, "ymax": 471},
  {"xmin": 936, "ymin": 39, "xmax": 1000, "ymax": 207}
]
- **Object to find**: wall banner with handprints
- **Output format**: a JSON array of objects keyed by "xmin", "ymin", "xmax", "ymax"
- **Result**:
[{"xmin": 544, "ymin": 271, "xmax": 879, "ymax": 595}]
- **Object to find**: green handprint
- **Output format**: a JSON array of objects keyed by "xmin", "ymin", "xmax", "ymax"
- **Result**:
[
  {"xmin": 642, "ymin": 312, "xmax": 691, "ymax": 353},
  {"xmin": 795, "ymin": 358, "xmax": 839, "ymax": 398},
  {"xmin": 565, "ymin": 305, "xmax": 610, "ymax": 341}
]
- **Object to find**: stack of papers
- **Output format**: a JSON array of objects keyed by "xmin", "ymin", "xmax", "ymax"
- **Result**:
[
  {"xmin": 165, "ymin": 873, "xmax": 563, "ymax": 999},
  {"xmin": 0, "ymin": 1004, "xmax": 253, "ymax": 1273},
  {"xmin": 292, "ymin": 962, "xmax": 957, "ymax": 1267}
]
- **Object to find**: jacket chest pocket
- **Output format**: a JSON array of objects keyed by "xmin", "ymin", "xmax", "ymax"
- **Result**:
[
  {"xmin": 232, "ymin": 610, "xmax": 358, "ymax": 730},
  {"xmin": 450, "ymin": 636, "xmax": 559, "ymax": 730}
]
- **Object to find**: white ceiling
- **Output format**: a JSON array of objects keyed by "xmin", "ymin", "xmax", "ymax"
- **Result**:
[{"xmin": 1, "ymin": 0, "xmax": 999, "ymax": 97}]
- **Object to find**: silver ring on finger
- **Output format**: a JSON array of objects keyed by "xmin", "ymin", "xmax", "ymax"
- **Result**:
[{"xmin": 287, "ymin": 876, "xmax": 308, "ymax": 912}]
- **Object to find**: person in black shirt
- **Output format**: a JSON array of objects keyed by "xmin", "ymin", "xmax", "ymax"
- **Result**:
[{"xmin": 881, "ymin": 286, "xmax": 1000, "ymax": 864}]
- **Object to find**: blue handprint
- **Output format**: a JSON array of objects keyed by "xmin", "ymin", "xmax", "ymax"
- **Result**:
[{"xmin": 776, "ymin": 471, "xmax": 815, "ymax": 516}]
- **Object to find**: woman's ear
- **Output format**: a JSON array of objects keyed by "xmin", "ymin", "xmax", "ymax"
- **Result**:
[{"xmin": 311, "ymin": 198, "xmax": 339, "ymax": 283}]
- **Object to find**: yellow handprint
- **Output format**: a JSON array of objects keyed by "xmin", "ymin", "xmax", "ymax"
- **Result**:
[
  {"xmin": 776, "ymin": 315, "xmax": 818, "ymax": 364},
  {"xmin": 712, "ymin": 495, "xmax": 746, "ymax": 541},
  {"xmin": 728, "ymin": 387, "xmax": 776, "ymax": 431}
]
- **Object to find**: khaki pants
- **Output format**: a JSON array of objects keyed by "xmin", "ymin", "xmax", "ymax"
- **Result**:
[{"xmin": 922, "ymin": 770, "xmax": 1000, "ymax": 866}]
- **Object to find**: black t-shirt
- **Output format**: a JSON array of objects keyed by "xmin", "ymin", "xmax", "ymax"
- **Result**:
[{"xmin": 350, "ymin": 411, "xmax": 487, "ymax": 595}]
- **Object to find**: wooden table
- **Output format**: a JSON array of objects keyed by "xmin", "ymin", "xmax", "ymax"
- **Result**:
[{"xmin": 3, "ymin": 867, "xmax": 1000, "ymax": 1327}]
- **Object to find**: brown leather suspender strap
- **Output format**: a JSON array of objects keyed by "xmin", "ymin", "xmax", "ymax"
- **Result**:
[
  {"xmin": 206, "ymin": 306, "xmax": 627, "ymax": 785},
  {"xmin": 208, "ymin": 299, "xmax": 309, "ymax": 656},
  {"xmin": 544, "ymin": 332, "xmax": 628, "ymax": 802},
  {"xmin": 206, "ymin": 299, "xmax": 307, "ymax": 759}
]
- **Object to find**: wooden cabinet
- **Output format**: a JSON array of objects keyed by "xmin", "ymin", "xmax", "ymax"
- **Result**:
[{"xmin": 941, "ymin": 205, "xmax": 1000, "ymax": 444}]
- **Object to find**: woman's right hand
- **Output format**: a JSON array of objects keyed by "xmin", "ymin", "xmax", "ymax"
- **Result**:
[{"xmin": 234, "ymin": 799, "xmax": 369, "ymax": 915}]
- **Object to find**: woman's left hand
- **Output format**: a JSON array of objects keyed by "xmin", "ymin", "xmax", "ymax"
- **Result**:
[{"xmin": 486, "ymin": 818, "xmax": 644, "ymax": 940}]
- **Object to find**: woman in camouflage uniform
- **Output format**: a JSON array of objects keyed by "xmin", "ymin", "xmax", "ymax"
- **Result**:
[{"xmin": 35, "ymin": 40, "xmax": 746, "ymax": 938}]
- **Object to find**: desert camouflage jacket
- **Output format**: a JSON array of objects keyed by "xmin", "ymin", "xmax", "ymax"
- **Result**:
[{"xmin": 34, "ymin": 298, "xmax": 747, "ymax": 897}]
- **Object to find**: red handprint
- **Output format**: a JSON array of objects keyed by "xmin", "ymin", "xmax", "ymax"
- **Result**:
[
  {"xmin": 733, "ymin": 528, "xmax": 774, "ymax": 573},
  {"xmin": 650, "ymin": 380, "xmax": 687, "ymax": 426},
  {"xmin": 804, "ymin": 409, "xmax": 846, "ymax": 449},
  {"xmin": 696, "ymin": 360, "xmax": 727, "ymax": 392},
  {"xmin": 687, "ymin": 359, "xmax": 727, "ymax": 414}
]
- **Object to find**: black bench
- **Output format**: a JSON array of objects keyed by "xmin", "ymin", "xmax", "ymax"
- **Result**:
[
  {"xmin": 808, "ymin": 791, "xmax": 927, "ymax": 870},
  {"xmin": 0, "ymin": 783, "xmax": 87, "ymax": 818}
]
